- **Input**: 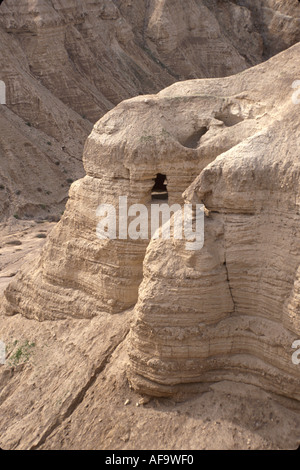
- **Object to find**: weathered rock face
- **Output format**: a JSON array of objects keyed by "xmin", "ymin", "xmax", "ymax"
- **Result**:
[
  {"xmin": 3, "ymin": 57, "xmax": 269, "ymax": 320},
  {"xmin": 128, "ymin": 43, "xmax": 300, "ymax": 398},
  {"xmin": 3, "ymin": 38, "xmax": 300, "ymax": 417},
  {"xmin": 236, "ymin": 0, "xmax": 300, "ymax": 58},
  {"xmin": 0, "ymin": 0, "xmax": 299, "ymax": 221},
  {"xmin": 0, "ymin": 105, "xmax": 238, "ymax": 316},
  {"xmin": 2, "ymin": 2, "xmax": 300, "ymax": 403}
]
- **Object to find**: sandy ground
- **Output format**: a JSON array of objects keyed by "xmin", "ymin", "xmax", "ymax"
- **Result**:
[
  {"xmin": 0, "ymin": 221, "xmax": 300, "ymax": 450},
  {"xmin": 1, "ymin": 308, "xmax": 300, "ymax": 450},
  {"xmin": 0, "ymin": 220, "xmax": 56, "ymax": 294}
]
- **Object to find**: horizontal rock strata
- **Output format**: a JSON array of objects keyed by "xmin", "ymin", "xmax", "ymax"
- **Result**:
[
  {"xmin": 0, "ymin": 0, "xmax": 299, "ymax": 219},
  {"xmin": 3, "ymin": 40, "xmax": 300, "ymax": 404},
  {"xmin": 128, "ymin": 44, "xmax": 300, "ymax": 398}
]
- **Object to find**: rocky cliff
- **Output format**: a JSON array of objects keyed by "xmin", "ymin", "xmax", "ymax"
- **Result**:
[
  {"xmin": 128, "ymin": 46, "xmax": 300, "ymax": 398},
  {"xmin": 0, "ymin": 0, "xmax": 299, "ymax": 221},
  {"xmin": 3, "ymin": 40, "xmax": 300, "ymax": 406}
]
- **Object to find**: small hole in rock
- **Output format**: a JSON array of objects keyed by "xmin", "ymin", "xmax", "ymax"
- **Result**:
[
  {"xmin": 151, "ymin": 174, "xmax": 168, "ymax": 201},
  {"xmin": 180, "ymin": 127, "xmax": 208, "ymax": 149}
]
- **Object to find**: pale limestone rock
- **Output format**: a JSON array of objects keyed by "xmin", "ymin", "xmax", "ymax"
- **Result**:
[
  {"xmin": 1, "ymin": 0, "xmax": 300, "ymax": 452},
  {"xmin": 3, "ymin": 63, "xmax": 266, "ymax": 319},
  {"xmin": 0, "ymin": 0, "xmax": 299, "ymax": 220},
  {"xmin": 2, "ymin": 8, "xmax": 300, "ymax": 404},
  {"xmin": 128, "ymin": 44, "xmax": 300, "ymax": 398}
]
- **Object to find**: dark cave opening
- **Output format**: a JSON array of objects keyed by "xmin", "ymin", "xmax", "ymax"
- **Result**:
[
  {"xmin": 181, "ymin": 127, "xmax": 209, "ymax": 149},
  {"xmin": 151, "ymin": 174, "xmax": 168, "ymax": 201}
]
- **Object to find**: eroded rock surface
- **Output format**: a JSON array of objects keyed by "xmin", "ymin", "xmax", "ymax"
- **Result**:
[
  {"xmin": 2, "ymin": 55, "xmax": 270, "ymax": 320},
  {"xmin": 3, "ymin": 42, "xmax": 300, "ymax": 408},
  {"xmin": 1, "ymin": 2, "xmax": 300, "ymax": 450},
  {"xmin": 128, "ymin": 44, "xmax": 300, "ymax": 398},
  {"xmin": 0, "ymin": 0, "xmax": 299, "ymax": 220}
]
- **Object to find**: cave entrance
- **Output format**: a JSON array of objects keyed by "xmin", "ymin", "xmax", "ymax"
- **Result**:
[{"xmin": 151, "ymin": 174, "xmax": 168, "ymax": 202}]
